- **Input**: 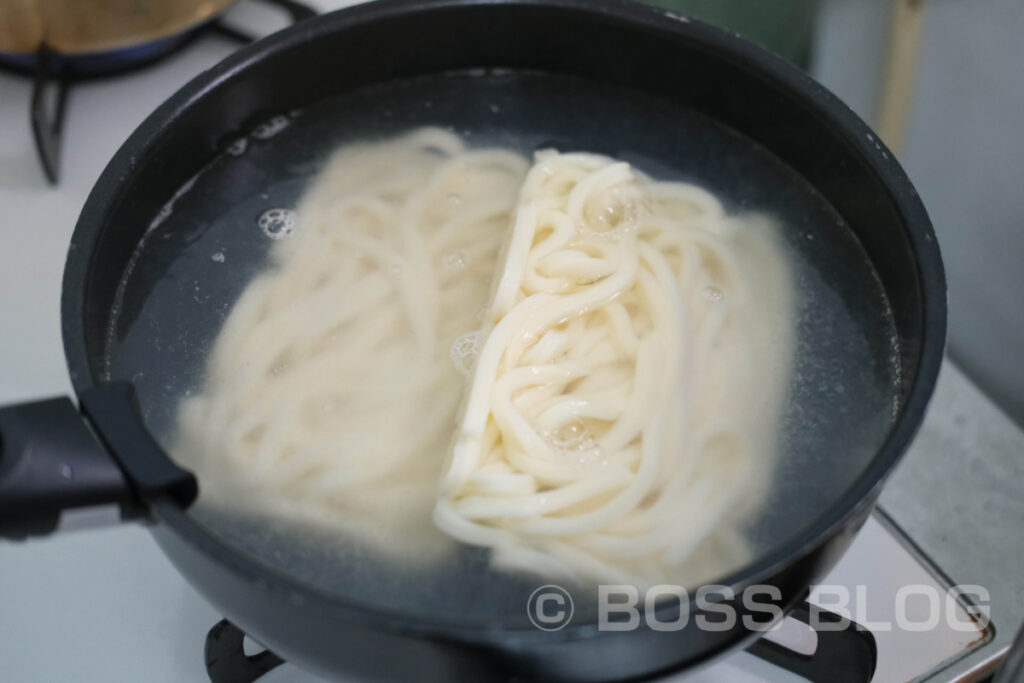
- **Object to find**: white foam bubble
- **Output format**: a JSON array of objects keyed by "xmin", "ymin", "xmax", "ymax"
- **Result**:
[
  {"xmin": 443, "ymin": 251, "xmax": 466, "ymax": 270},
  {"xmin": 225, "ymin": 138, "xmax": 248, "ymax": 156},
  {"xmin": 579, "ymin": 184, "xmax": 645, "ymax": 240},
  {"xmin": 450, "ymin": 331, "xmax": 483, "ymax": 376},
  {"xmin": 702, "ymin": 285, "xmax": 724, "ymax": 303},
  {"xmin": 258, "ymin": 208, "xmax": 296, "ymax": 240},
  {"xmin": 544, "ymin": 419, "xmax": 604, "ymax": 465},
  {"xmin": 252, "ymin": 116, "xmax": 290, "ymax": 140}
]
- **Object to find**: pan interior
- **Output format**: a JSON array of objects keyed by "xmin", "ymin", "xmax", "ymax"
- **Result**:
[{"xmin": 101, "ymin": 69, "xmax": 900, "ymax": 626}]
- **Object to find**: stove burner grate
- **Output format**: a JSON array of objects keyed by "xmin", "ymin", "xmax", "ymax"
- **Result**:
[
  {"xmin": 204, "ymin": 601, "xmax": 877, "ymax": 683},
  {"xmin": 0, "ymin": 0, "xmax": 317, "ymax": 184}
]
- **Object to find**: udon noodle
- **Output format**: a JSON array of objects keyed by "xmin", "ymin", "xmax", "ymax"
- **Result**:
[
  {"xmin": 175, "ymin": 128, "xmax": 528, "ymax": 555},
  {"xmin": 435, "ymin": 150, "xmax": 792, "ymax": 587},
  {"xmin": 175, "ymin": 128, "xmax": 791, "ymax": 587}
]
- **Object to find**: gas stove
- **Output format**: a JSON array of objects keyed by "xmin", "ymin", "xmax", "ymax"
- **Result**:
[{"xmin": 1, "ymin": 2, "xmax": 1021, "ymax": 681}]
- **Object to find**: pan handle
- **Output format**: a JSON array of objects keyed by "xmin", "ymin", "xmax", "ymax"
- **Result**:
[{"xmin": 0, "ymin": 382, "xmax": 197, "ymax": 540}]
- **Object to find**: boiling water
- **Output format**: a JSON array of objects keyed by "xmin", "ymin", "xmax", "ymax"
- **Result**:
[{"xmin": 104, "ymin": 70, "xmax": 900, "ymax": 626}]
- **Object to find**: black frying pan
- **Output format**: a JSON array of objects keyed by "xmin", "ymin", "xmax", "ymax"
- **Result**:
[{"xmin": 0, "ymin": 1, "xmax": 945, "ymax": 681}]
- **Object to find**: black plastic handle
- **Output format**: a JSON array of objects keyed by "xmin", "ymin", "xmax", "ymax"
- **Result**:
[
  {"xmin": 0, "ymin": 397, "xmax": 130, "ymax": 538},
  {"xmin": 0, "ymin": 382, "xmax": 197, "ymax": 540},
  {"xmin": 747, "ymin": 601, "xmax": 878, "ymax": 683}
]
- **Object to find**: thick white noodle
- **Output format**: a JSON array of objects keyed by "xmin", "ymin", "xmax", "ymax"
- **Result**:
[
  {"xmin": 176, "ymin": 130, "xmax": 791, "ymax": 587},
  {"xmin": 174, "ymin": 128, "xmax": 528, "ymax": 557},
  {"xmin": 434, "ymin": 150, "xmax": 792, "ymax": 587}
]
